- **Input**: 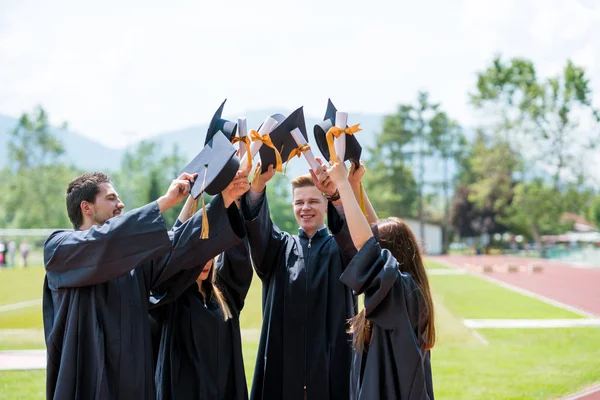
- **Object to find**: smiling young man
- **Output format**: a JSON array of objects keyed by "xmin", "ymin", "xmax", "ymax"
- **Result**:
[
  {"xmin": 240, "ymin": 163, "xmax": 357, "ymax": 400},
  {"xmin": 43, "ymin": 170, "xmax": 248, "ymax": 400}
]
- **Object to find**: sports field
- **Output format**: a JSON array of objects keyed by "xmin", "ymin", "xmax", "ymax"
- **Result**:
[{"xmin": 0, "ymin": 260, "xmax": 599, "ymax": 399}]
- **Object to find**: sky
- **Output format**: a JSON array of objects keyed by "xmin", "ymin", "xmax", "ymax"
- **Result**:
[{"xmin": 1, "ymin": 0, "xmax": 599, "ymax": 148}]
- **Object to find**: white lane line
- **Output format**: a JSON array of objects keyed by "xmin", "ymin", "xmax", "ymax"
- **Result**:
[
  {"xmin": 463, "ymin": 319, "xmax": 600, "ymax": 329},
  {"xmin": 0, "ymin": 299, "xmax": 41, "ymax": 313},
  {"xmin": 557, "ymin": 383, "xmax": 600, "ymax": 400}
]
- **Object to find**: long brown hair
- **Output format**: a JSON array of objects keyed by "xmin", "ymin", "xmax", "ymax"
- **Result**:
[
  {"xmin": 199, "ymin": 258, "xmax": 232, "ymax": 321},
  {"xmin": 349, "ymin": 217, "xmax": 436, "ymax": 353}
]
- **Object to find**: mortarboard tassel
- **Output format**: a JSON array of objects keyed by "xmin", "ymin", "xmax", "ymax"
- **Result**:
[
  {"xmin": 251, "ymin": 162, "xmax": 262, "ymax": 189},
  {"xmin": 199, "ymin": 166, "xmax": 209, "ymax": 239},
  {"xmin": 359, "ymin": 180, "xmax": 367, "ymax": 216},
  {"xmin": 188, "ymin": 198, "xmax": 199, "ymax": 219}
]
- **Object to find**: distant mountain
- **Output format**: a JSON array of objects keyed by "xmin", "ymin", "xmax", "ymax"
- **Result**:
[
  {"xmin": 0, "ymin": 109, "xmax": 385, "ymax": 179},
  {"xmin": 0, "ymin": 113, "xmax": 124, "ymax": 171},
  {"xmin": 0, "ymin": 109, "xmax": 461, "ymax": 186}
]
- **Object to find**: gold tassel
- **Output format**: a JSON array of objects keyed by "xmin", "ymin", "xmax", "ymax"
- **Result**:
[
  {"xmin": 199, "ymin": 166, "xmax": 209, "ymax": 239},
  {"xmin": 251, "ymin": 162, "xmax": 262, "ymax": 188},
  {"xmin": 188, "ymin": 198, "xmax": 199, "ymax": 219},
  {"xmin": 200, "ymin": 197, "xmax": 209, "ymax": 239},
  {"xmin": 359, "ymin": 180, "xmax": 367, "ymax": 216}
]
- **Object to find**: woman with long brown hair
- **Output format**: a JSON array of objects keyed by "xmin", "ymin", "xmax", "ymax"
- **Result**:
[{"xmin": 328, "ymin": 161, "xmax": 435, "ymax": 400}]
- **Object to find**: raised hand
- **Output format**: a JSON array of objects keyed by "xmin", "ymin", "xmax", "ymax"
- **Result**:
[
  {"xmin": 223, "ymin": 169, "xmax": 251, "ymax": 207},
  {"xmin": 309, "ymin": 157, "xmax": 337, "ymax": 197},
  {"xmin": 327, "ymin": 161, "xmax": 348, "ymax": 187},
  {"xmin": 250, "ymin": 163, "xmax": 276, "ymax": 194},
  {"xmin": 158, "ymin": 172, "xmax": 198, "ymax": 212},
  {"xmin": 348, "ymin": 161, "xmax": 366, "ymax": 187}
]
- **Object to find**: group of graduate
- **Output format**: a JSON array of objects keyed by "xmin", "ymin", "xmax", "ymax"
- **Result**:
[{"xmin": 42, "ymin": 99, "xmax": 436, "ymax": 400}]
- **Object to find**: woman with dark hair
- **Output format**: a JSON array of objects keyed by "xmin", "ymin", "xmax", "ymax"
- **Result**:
[
  {"xmin": 328, "ymin": 161, "xmax": 435, "ymax": 400},
  {"xmin": 151, "ymin": 192, "xmax": 253, "ymax": 400}
]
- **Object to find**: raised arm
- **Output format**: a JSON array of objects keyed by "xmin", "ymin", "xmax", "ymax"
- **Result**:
[
  {"xmin": 240, "ymin": 164, "xmax": 286, "ymax": 280},
  {"xmin": 44, "ymin": 174, "xmax": 196, "ymax": 289},
  {"xmin": 145, "ymin": 170, "xmax": 251, "ymax": 289},
  {"xmin": 44, "ymin": 202, "xmax": 172, "ymax": 289},
  {"xmin": 310, "ymin": 159, "xmax": 357, "ymax": 264},
  {"xmin": 348, "ymin": 161, "xmax": 378, "ymax": 226},
  {"xmin": 327, "ymin": 162, "xmax": 373, "ymax": 251},
  {"xmin": 173, "ymin": 195, "xmax": 197, "ymax": 228}
]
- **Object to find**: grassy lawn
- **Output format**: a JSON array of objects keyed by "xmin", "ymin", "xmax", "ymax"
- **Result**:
[
  {"xmin": 0, "ymin": 267, "xmax": 45, "ymax": 306},
  {"xmin": 429, "ymin": 274, "xmax": 584, "ymax": 319},
  {"xmin": 0, "ymin": 370, "xmax": 45, "ymax": 399},
  {"xmin": 1, "ymin": 263, "xmax": 599, "ymax": 399},
  {"xmin": 424, "ymin": 259, "xmax": 451, "ymax": 269}
]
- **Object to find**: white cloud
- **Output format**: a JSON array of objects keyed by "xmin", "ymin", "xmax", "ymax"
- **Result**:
[{"xmin": 0, "ymin": 0, "xmax": 598, "ymax": 148}]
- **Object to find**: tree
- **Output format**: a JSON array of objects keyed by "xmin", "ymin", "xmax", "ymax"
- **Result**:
[
  {"xmin": 587, "ymin": 196, "xmax": 600, "ymax": 229},
  {"xmin": 428, "ymin": 112, "xmax": 468, "ymax": 252},
  {"xmin": 469, "ymin": 56, "xmax": 600, "ymax": 245},
  {"xmin": 366, "ymin": 92, "xmax": 457, "ymax": 246},
  {"xmin": 471, "ymin": 56, "xmax": 600, "ymax": 188},
  {"xmin": 450, "ymin": 185, "xmax": 509, "ymax": 238},
  {"xmin": 499, "ymin": 180, "xmax": 568, "ymax": 246},
  {"xmin": 8, "ymin": 106, "xmax": 65, "ymax": 172},
  {"xmin": 467, "ymin": 131, "xmax": 520, "ymax": 216},
  {"xmin": 1, "ymin": 106, "xmax": 77, "ymax": 228}
]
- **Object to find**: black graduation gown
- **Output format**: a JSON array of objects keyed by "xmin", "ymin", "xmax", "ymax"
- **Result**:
[
  {"xmin": 339, "ymin": 237, "xmax": 434, "ymax": 400},
  {"xmin": 42, "ymin": 195, "xmax": 245, "ymax": 400},
  {"xmin": 240, "ymin": 192, "xmax": 357, "ymax": 400},
  {"xmin": 151, "ymin": 239, "xmax": 253, "ymax": 400}
]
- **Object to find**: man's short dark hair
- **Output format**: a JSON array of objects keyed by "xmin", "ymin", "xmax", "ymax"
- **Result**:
[{"xmin": 66, "ymin": 172, "xmax": 111, "ymax": 228}]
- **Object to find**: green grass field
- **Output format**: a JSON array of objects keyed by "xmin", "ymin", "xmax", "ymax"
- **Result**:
[{"xmin": 1, "ymin": 263, "xmax": 599, "ymax": 399}]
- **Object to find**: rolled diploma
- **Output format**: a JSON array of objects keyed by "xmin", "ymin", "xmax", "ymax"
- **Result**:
[
  {"xmin": 237, "ymin": 117, "xmax": 248, "ymax": 160},
  {"xmin": 334, "ymin": 112, "xmax": 348, "ymax": 162},
  {"xmin": 240, "ymin": 116, "xmax": 278, "ymax": 170},
  {"xmin": 290, "ymin": 128, "xmax": 320, "ymax": 172}
]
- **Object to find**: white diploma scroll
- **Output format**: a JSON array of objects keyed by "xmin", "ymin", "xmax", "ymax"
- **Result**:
[
  {"xmin": 334, "ymin": 112, "xmax": 348, "ymax": 162},
  {"xmin": 290, "ymin": 128, "xmax": 320, "ymax": 172},
  {"xmin": 240, "ymin": 116, "xmax": 279, "ymax": 170},
  {"xmin": 237, "ymin": 117, "xmax": 248, "ymax": 160}
]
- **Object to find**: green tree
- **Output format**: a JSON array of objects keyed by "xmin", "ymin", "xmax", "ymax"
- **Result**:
[
  {"xmin": 428, "ymin": 112, "xmax": 468, "ymax": 252},
  {"xmin": 451, "ymin": 131, "xmax": 518, "ymax": 240},
  {"xmin": 499, "ymin": 180, "xmax": 568, "ymax": 246},
  {"xmin": 471, "ymin": 56, "xmax": 600, "ymax": 188},
  {"xmin": 1, "ymin": 106, "xmax": 77, "ymax": 228},
  {"xmin": 366, "ymin": 92, "xmax": 454, "ymax": 246}
]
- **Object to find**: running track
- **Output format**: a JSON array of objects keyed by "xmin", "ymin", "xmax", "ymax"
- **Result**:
[
  {"xmin": 429, "ymin": 255, "xmax": 600, "ymax": 316},
  {"xmin": 429, "ymin": 255, "xmax": 600, "ymax": 400}
]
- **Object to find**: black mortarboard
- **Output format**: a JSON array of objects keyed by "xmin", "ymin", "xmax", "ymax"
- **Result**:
[
  {"xmin": 205, "ymin": 99, "xmax": 238, "ymax": 145},
  {"xmin": 258, "ymin": 107, "xmax": 308, "ymax": 173},
  {"xmin": 313, "ymin": 99, "xmax": 362, "ymax": 166},
  {"xmin": 180, "ymin": 130, "xmax": 240, "ymax": 198}
]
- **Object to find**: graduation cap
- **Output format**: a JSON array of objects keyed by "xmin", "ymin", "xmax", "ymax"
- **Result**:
[
  {"xmin": 258, "ymin": 107, "xmax": 308, "ymax": 173},
  {"xmin": 179, "ymin": 130, "xmax": 240, "ymax": 238},
  {"xmin": 313, "ymin": 99, "xmax": 362, "ymax": 166},
  {"xmin": 205, "ymin": 99, "xmax": 238, "ymax": 145}
]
